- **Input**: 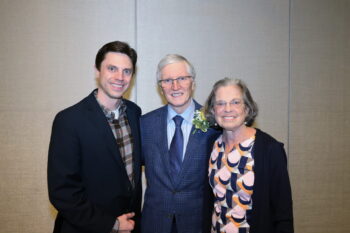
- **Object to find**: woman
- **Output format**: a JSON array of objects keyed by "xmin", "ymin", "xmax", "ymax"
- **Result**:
[{"xmin": 204, "ymin": 78, "xmax": 293, "ymax": 233}]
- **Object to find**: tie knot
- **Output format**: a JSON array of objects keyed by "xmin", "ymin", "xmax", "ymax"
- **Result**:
[{"xmin": 173, "ymin": 115, "xmax": 184, "ymax": 127}]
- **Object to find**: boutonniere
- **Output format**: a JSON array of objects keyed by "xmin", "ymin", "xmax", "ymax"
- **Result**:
[{"xmin": 192, "ymin": 109, "xmax": 210, "ymax": 134}]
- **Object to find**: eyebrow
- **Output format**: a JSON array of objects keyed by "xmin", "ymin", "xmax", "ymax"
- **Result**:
[{"xmin": 106, "ymin": 64, "xmax": 133, "ymax": 69}]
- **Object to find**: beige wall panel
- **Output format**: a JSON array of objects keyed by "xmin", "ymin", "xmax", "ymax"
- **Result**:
[
  {"xmin": 1, "ymin": 0, "xmax": 348, "ymax": 232},
  {"xmin": 136, "ymin": 0, "xmax": 290, "ymax": 143},
  {"xmin": 290, "ymin": 0, "xmax": 350, "ymax": 232},
  {"xmin": 0, "ymin": 1, "xmax": 136, "ymax": 232}
]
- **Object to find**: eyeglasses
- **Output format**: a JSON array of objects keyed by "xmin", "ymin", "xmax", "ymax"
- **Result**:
[
  {"xmin": 158, "ymin": 76, "xmax": 192, "ymax": 87},
  {"xmin": 214, "ymin": 99, "xmax": 244, "ymax": 110}
]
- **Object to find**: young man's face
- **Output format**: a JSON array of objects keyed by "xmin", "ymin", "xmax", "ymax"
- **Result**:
[{"xmin": 96, "ymin": 52, "xmax": 133, "ymax": 108}]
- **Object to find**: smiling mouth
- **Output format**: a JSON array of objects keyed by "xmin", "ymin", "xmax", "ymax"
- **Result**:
[
  {"xmin": 111, "ymin": 83, "xmax": 124, "ymax": 88},
  {"xmin": 171, "ymin": 92, "xmax": 183, "ymax": 97},
  {"xmin": 223, "ymin": 116, "xmax": 238, "ymax": 120}
]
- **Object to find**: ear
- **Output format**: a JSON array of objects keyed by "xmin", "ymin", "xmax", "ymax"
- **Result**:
[
  {"xmin": 191, "ymin": 80, "xmax": 196, "ymax": 90},
  {"xmin": 244, "ymin": 105, "xmax": 250, "ymax": 118},
  {"xmin": 158, "ymin": 85, "xmax": 164, "ymax": 96},
  {"xmin": 94, "ymin": 66, "xmax": 100, "ymax": 78}
]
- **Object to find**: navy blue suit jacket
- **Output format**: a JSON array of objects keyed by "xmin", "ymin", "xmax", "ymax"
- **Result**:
[
  {"xmin": 48, "ymin": 91, "xmax": 142, "ymax": 233},
  {"xmin": 140, "ymin": 101, "xmax": 220, "ymax": 233}
]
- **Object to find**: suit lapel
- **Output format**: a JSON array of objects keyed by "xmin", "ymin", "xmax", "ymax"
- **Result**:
[
  {"xmin": 149, "ymin": 105, "xmax": 180, "ymax": 186},
  {"xmin": 156, "ymin": 106, "xmax": 174, "ymax": 181},
  {"xmin": 125, "ymin": 103, "xmax": 141, "ymax": 187},
  {"xmin": 84, "ymin": 92, "xmax": 129, "ymax": 179}
]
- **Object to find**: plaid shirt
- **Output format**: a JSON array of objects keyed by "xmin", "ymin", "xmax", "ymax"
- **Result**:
[{"xmin": 95, "ymin": 92, "xmax": 134, "ymax": 187}]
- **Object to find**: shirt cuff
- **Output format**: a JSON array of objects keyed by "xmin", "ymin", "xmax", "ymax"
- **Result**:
[{"xmin": 111, "ymin": 219, "xmax": 119, "ymax": 233}]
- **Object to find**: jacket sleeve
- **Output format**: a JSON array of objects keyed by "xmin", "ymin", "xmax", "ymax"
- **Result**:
[
  {"xmin": 47, "ymin": 112, "xmax": 116, "ymax": 233},
  {"xmin": 269, "ymin": 142, "xmax": 294, "ymax": 233}
]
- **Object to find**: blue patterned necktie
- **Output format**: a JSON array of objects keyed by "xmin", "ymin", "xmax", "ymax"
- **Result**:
[{"xmin": 169, "ymin": 115, "xmax": 184, "ymax": 176}]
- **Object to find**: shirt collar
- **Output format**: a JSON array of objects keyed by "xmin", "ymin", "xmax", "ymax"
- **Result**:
[
  {"xmin": 167, "ymin": 99, "xmax": 195, "ymax": 124},
  {"xmin": 94, "ymin": 90, "xmax": 126, "ymax": 121}
]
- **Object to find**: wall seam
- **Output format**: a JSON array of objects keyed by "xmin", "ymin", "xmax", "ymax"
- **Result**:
[
  {"xmin": 134, "ymin": 0, "xmax": 138, "ymax": 104},
  {"xmin": 287, "ymin": 0, "xmax": 292, "ymax": 168}
]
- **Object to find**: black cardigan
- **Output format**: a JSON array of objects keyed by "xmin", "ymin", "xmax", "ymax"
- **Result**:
[{"xmin": 249, "ymin": 128, "xmax": 294, "ymax": 233}]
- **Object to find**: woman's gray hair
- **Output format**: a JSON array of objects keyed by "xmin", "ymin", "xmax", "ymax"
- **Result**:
[
  {"xmin": 204, "ymin": 77, "xmax": 258, "ymax": 127},
  {"xmin": 156, "ymin": 54, "xmax": 196, "ymax": 81}
]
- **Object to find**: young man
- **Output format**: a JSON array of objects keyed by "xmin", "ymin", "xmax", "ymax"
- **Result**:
[
  {"xmin": 141, "ymin": 54, "xmax": 220, "ymax": 233},
  {"xmin": 48, "ymin": 41, "xmax": 142, "ymax": 233}
]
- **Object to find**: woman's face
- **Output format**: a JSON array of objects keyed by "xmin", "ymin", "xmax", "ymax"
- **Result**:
[{"xmin": 213, "ymin": 84, "xmax": 247, "ymax": 131}]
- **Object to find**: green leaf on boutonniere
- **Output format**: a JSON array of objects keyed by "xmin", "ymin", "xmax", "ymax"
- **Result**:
[{"xmin": 192, "ymin": 109, "xmax": 210, "ymax": 134}]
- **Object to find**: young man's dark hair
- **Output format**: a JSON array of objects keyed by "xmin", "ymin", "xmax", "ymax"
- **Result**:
[{"xmin": 95, "ymin": 41, "xmax": 137, "ymax": 74}]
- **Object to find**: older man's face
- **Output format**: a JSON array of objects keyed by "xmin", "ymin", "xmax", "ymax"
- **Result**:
[{"xmin": 159, "ymin": 61, "xmax": 194, "ymax": 114}]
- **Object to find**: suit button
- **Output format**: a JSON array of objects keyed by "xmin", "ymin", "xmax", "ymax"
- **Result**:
[{"xmin": 172, "ymin": 190, "xmax": 177, "ymax": 194}]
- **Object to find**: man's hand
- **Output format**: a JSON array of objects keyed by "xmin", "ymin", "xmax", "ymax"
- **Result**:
[{"xmin": 117, "ymin": 212, "xmax": 135, "ymax": 232}]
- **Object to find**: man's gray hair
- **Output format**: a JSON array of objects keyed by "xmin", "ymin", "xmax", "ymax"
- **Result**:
[{"xmin": 156, "ymin": 54, "xmax": 196, "ymax": 81}]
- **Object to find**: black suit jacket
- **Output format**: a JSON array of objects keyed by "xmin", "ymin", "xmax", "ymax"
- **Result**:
[
  {"xmin": 48, "ymin": 90, "xmax": 142, "ymax": 233},
  {"xmin": 250, "ymin": 128, "xmax": 294, "ymax": 233}
]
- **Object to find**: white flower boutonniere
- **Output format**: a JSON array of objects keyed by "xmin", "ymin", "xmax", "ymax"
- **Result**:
[{"xmin": 192, "ymin": 109, "xmax": 210, "ymax": 134}]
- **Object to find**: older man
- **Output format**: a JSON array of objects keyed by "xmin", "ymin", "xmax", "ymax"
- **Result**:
[{"xmin": 141, "ymin": 54, "xmax": 220, "ymax": 233}]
